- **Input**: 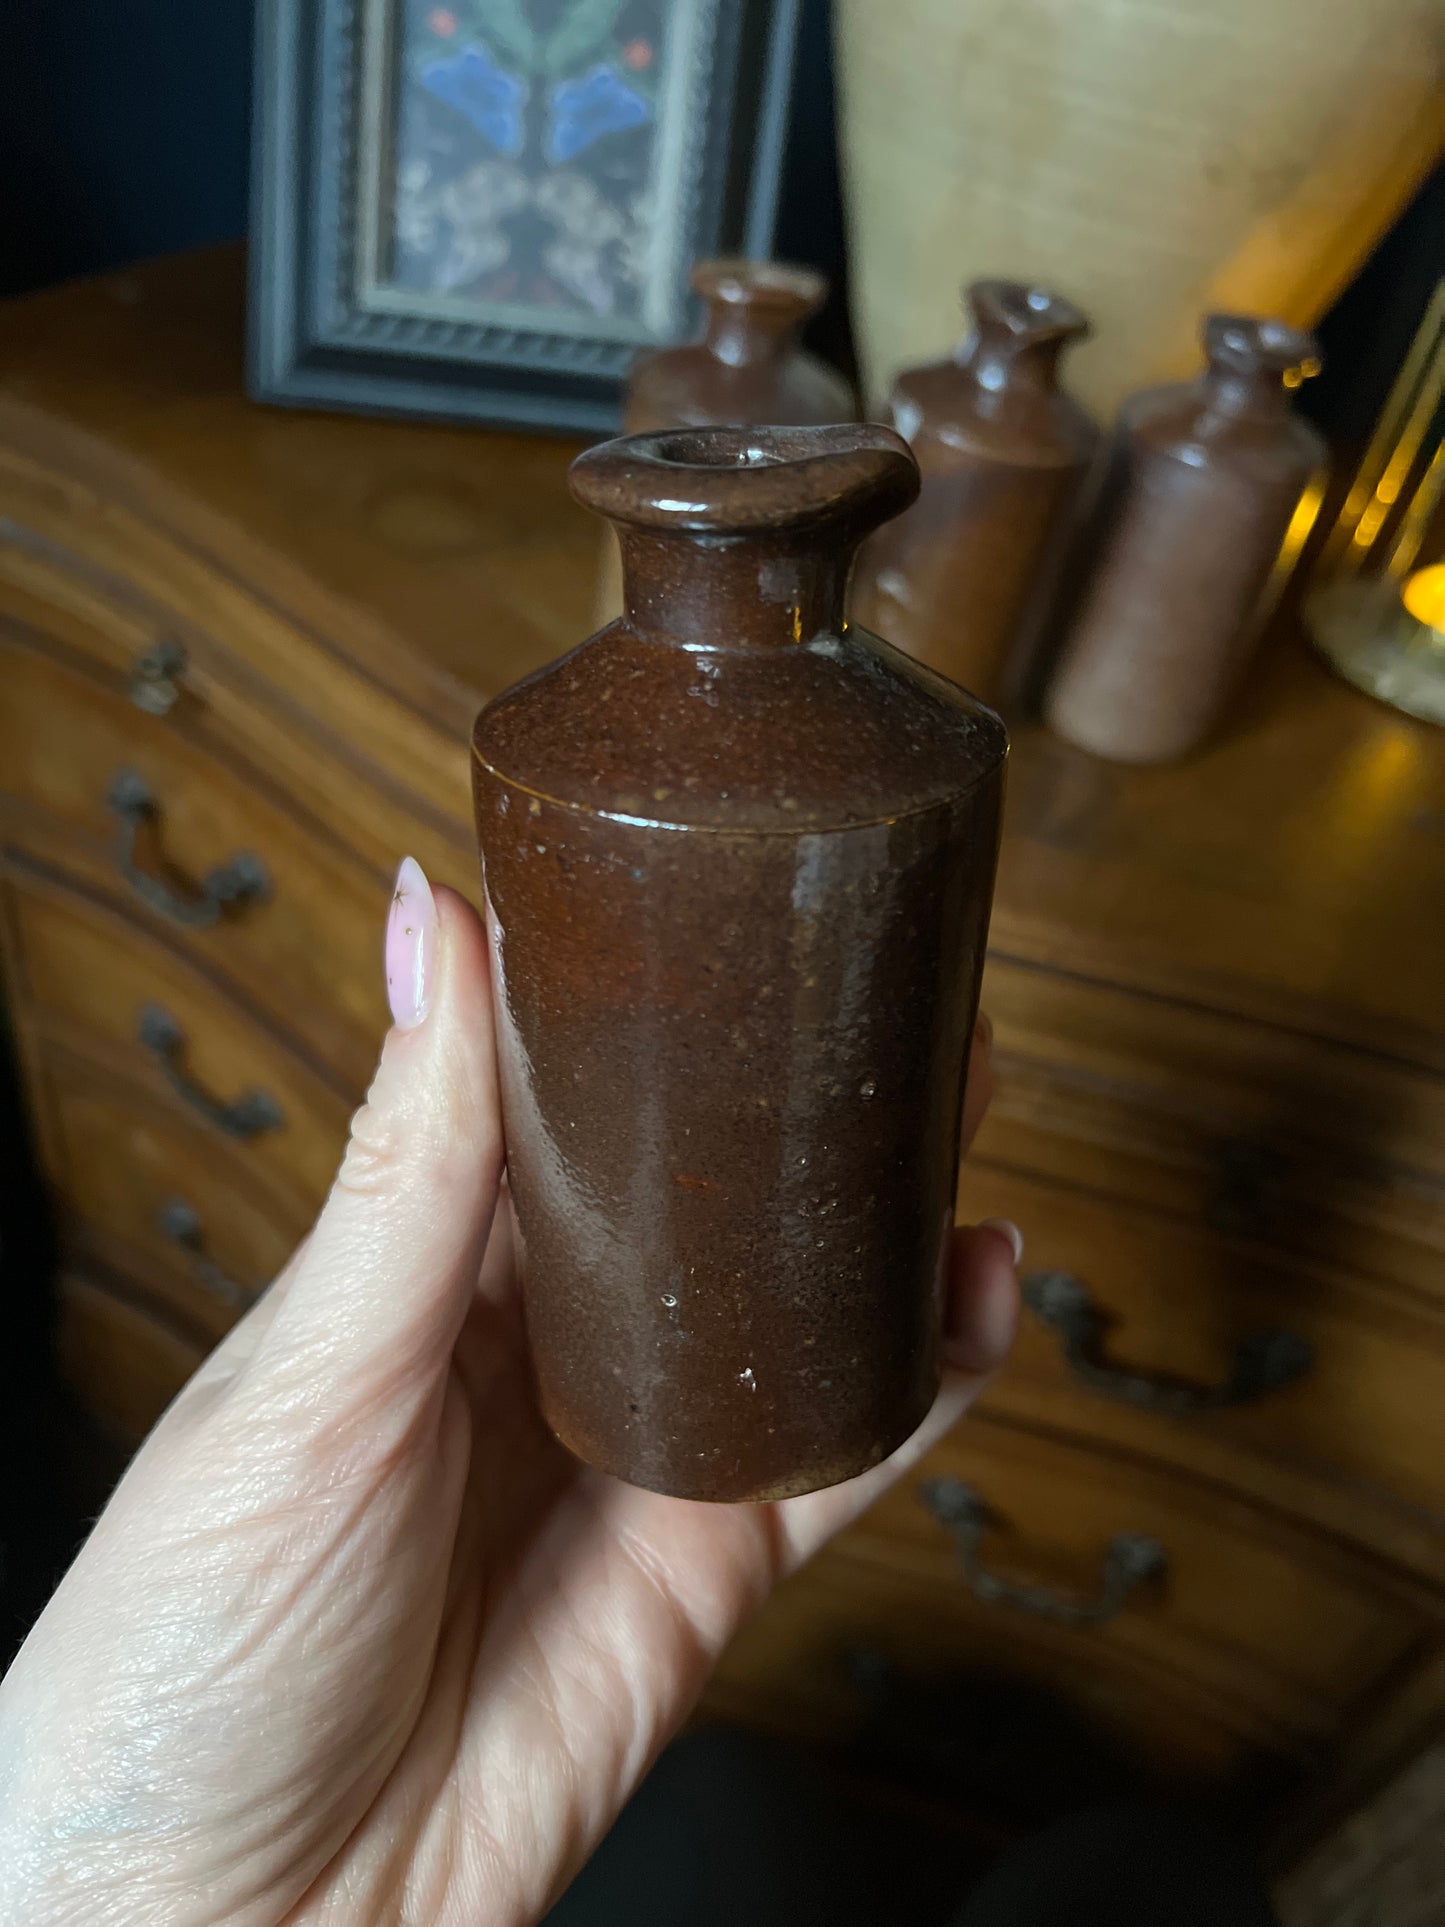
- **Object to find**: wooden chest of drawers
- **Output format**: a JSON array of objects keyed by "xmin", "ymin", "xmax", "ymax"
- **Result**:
[{"xmin": 1, "ymin": 249, "xmax": 1442, "ymax": 1850}]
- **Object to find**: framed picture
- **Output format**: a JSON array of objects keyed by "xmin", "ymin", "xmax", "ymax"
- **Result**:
[{"xmin": 249, "ymin": 0, "xmax": 802, "ymax": 433}]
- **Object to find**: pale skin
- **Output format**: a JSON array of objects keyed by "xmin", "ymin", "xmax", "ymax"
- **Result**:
[{"xmin": 0, "ymin": 875, "xmax": 1018, "ymax": 1926}]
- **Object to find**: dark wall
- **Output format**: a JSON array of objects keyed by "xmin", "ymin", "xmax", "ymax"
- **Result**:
[
  {"xmin": 0, "ymin": 0, "xmax": 846, "ymax": 311},
  {"xmin": 0, "ymin": 0, "xmax": 253, "ymax": 297}
]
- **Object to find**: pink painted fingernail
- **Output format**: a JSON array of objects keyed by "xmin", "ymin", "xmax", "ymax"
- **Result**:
[
  {"xmin": 385, "ymin": 857, "xmax": 436, "ymax": 1031},
  {"xmin": 980, "ymin": 1217, "xmax": 1024, "ymax": 1265}
]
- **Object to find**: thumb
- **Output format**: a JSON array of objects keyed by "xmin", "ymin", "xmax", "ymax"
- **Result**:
[{"xmin": 240, "ymin": 859, "xmax": 503, "ymax": 1429}]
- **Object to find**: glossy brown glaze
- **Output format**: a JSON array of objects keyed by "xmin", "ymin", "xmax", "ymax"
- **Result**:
[
  {"xmin": 851, "ymin": 281, "xmax": 1098, "ymax": 708},
  {"xmin": 1044, "ymin": 315, "xmax": 1325, "ymax": 764},
  {"xmin": 475, "ymin": 424, "xmax": 1007, "ymax": 1502}
]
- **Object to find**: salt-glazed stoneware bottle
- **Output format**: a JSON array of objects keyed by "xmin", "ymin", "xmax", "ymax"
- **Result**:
[
  {"xmin": 850, "ymin": 280, "xmax": 1098, "ymax": 708},
  {"xmin": 1045, "ymin": 314, "xmax": 1324, "ymax": 763},
  {"xmin": 474, "ymin": 424, "xmax": 1007, "ymax": 1503}
]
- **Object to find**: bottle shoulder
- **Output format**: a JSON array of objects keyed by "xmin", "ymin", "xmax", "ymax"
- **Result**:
[
  {"xmin": 1120, "ymin": 382, "xmax": 1326, "ymax": 477},
  {"xmin": 891, "ymin": 363, "xmax": 1097, "ymax": 468},
  {"xmin": 474, "ymin": 625, "xmax": 1006, "ymax": 833}
]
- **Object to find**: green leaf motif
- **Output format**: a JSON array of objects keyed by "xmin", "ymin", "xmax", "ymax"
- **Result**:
[
  {"xmin": 542, "ymin": 0, "xmax": 630, "ymax": 78},
  {"xmin": 474, "ymin": 0, "xmax": 539, "ymax": 69}
]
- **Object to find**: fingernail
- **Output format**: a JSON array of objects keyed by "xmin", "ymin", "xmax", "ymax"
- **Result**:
[
  {"xmin": 975, "ymin": 1010, "xmax": 994, "ymax": 1051},
  {"xmin": 980, "ymin": 1217, "xmax": 1023, "ymax": 1265},
  {"xmin": 385, "ymin": 857, "xmax": 436, "ymax": 1031}
]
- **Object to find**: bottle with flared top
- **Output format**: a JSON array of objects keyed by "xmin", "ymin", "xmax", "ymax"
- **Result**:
[
  {"xmin": 475, "ymin": 424, "xmax": 1006, "ymax": 1503},
  {"xmin": 1045, "ymin": 314, "xmax": 1324, "ymax": 763},
  {"xmin": 851, "ymin": 279, "xmax": 1098, "ymax": 708}
]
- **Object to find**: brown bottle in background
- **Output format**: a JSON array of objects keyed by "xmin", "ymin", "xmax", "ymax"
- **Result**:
[
  {"xmin": 595, "ymin": 260, "xmax": 858, "ymax": 623},
  {"xmin": 626, "ymin": 257, "xmax": 856, "ymax": 432},
  {"xmin": 1044, "ymin": 315, "xmax": 1325, "ymax": 763},
  {"xmin": 850, "ymin": 280, "xmax": 1098, "ymax": 707},
  {"xmin": 475, "ymin": 425, "xmax": 1006, "ymax": 1504}
]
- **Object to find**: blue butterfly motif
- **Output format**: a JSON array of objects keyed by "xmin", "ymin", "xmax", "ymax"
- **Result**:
[
  {"xmin": 420, "ymin": 43, "xmax": 527, "ymax": 157},
  {"xmin": 546, "ymin": 64, "xmax": 650, "ymax": 166}
]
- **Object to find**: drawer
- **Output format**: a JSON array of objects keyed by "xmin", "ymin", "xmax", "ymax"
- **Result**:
[
  {"xmin": 40, "ymin": 1049, "xmax": 305, "ymax": 1340},
  {"xmin": 960, "ymin": 1165, "xmax": 1445, "ymax": 1570},
  {"xmin": 0, "ymin": 628, "xmax": 390, "ymax": 1086},
  {"xmin": 0, "ymin": 456, "xmax": 480, "ymax": 861},
  {"xmin": 56, "ymin": 1270, "xmax": 206, "ymax": 1444},
  {"xmin": 976, "ymin": 957, "xmax": 1445, "ymax": 1305},
  {"xmin": 0, "ymin": 539, "xmax": 483, "ymax": 910},
  {"xmin": 710, "ymin": 1416, "xmax": 1435, "ymax": 1811},
  {"xmin": 704, "ymin": 1548, "xmax": 1306, "ymax": 1828},
  {"xmin": 2, "ymin": 860, "xmax": 351, "ymax": 1215}
]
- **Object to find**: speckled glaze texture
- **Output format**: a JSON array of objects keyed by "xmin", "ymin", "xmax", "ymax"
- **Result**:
[
  {"xmin": 850, "ymin": 281, "xmax": 1097, "ymax": 709},
  {"xmin": 474, "ymin": 425, "xmax": 1007, "ymax": 1502},
  {"xmin": 1045, "ymin": 314, "xmax": 1325, "ymax": 764}
]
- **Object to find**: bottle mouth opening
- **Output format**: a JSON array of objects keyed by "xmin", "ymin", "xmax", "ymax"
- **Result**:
[
  {"xmin": 1204, "ymin": 313, "xmax": 1322, "ymax": 381},
  {"xmin": 969, "ymin": 278, "xmax": 1089, "ymax": 342},
  {"xmin": 649, "ymin": 430, "xmax": 789, "ymax": 469},
  {"xmin": 569, "ymin": 424, "xmax": 920, "ymax": 536},
  {"xmin": 692, "ymin": 257, "xmax": 827, "ymax": 319}
]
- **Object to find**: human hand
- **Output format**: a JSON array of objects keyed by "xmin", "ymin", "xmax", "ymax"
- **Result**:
[{"xmin": 0, "ymin": 862, "xmax": 1018, "ymax": 1926}]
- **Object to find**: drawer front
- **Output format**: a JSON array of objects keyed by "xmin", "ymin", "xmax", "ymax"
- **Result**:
[
  {"xmin": 858, "ymin": 1421, "xmax": 1428, "ymax": 1732},
  {"xmin": 0, "ymin": 467, "xmax": 479, "ymax": 852},
  {"xmin": 959, "ymin": 1165, "xmax": 1445, "ymax": 1560},
  {"xmin": 0, "ymin": 544, "xmax": 483, "ymax": 911},
  {"xmin": 3, "ymin": 862, "xmax": 351, "ymax": 1215},
  {"xmin": 1, "ymin": 631, "xmax": 389, "ymax": 1085},
  {"xmin": 977, "ymin": 957, "xmax": 1445, "ymax": 1305},
  {"xmin": 709, "ymin": 1417, "xmax": 1433, "ymax": 1817},
  {"xmin": 56, "ymin": 1271, "xmax": 206, "ymax": 1444},
  {"xmin": 41, "ymin": 1050, "xmax": 305, "ymax": 1340},
  {"xmin": 704, "ymin": 1549, "xmax": 1308, "ymax": 1827}
]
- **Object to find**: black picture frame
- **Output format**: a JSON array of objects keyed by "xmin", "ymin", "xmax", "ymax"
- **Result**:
[{"xmin": 248, "ymin": 0, "xmax": 802, "ymax": 434}]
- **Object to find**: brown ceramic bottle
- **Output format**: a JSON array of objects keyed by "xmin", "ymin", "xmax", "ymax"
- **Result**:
[
  {"xmin": 850, "ymin": 280, "xmax": 1098, "ymax": 707},
  {"xmin": 474, "ymin": 424, "xmax": 1007, "ymax": 1504},
  {"xmin": 1044, "ymin": 315, "xmax": 1325, "ymax": 763},
  {"xmin": 625, "ymin": 257, "xmax": 856, "ymax": 433}
]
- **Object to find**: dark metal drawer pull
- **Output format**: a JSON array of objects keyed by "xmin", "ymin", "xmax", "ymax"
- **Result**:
[
  {"xmin": 158, "ymin": 1198, "xmax": 254, "ymax": 1309},
  {"xmin": 108, "ymin": 769, "xmax": 270, "ymax": 929},
  {"xmin": 128, "ymin": 640, "xmax": 188, "ymax": 716},
  {"xmin": 1023, "ymin": 1271, "xmax": 1313, "ymax": 1415},
  {"xmin": 139, "ymin": 1004, "xmax": 283, "ymax": 1140},
  {"xmin": 920, "ymin": 1475, "xmax": 1166, "ymax": 1628}
]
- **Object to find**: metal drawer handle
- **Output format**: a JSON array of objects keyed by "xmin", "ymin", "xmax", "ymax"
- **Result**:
[
  {"xmin": 158, "ymin": 1198, "xmax": 255, "ymax": 1309},
  {"xmin": 128, "ymin": 640, "xmax": 188, "ymax": 716},
  {"xmin": 1023, "ymin": 1271, "xmax": 1313, "ymax": 1415},
  {"xmin": 139, "ymin": 1004, "xmax": 284, "ymax": 1140},
  {"xmin": 108, "ymin": 769, "xmax": 270, "ymax": 929},
  {"xmin": 920, "ymin": 1475, "xmax": 1166, "ymax": 1628}
]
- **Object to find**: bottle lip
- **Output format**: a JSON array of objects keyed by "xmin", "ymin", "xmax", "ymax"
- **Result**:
[
  {"xmin": 1203, "ymin": 313, "xmax": 1322, "ymax": 382},
  {"xmin": 967, "ymin": 279, "xmax": 1090, "ymax": 344},
  {"xmin": 691, "ymin": 257, "xmax": 828, "ymax": 321},
  {"xmin": 569, "ymin": 423, "xmax": 919, "ymax": 536}
]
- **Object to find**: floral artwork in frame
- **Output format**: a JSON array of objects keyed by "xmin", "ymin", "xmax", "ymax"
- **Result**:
[{"xmin": 251, "ymin": 0, "xmax": 800, "ymax": 432}]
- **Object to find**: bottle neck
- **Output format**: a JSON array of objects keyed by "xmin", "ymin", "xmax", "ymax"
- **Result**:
[
  {"xmin": 960, "ymin": 333, "xmax": 1065, "ymax": 396},
  {"xmin": 1199, "ymin": 367, "xmax": 1293, "ymax": 420},
  {"xmin": 703, "ymin": 304, "xmax": 800, "ymax": 369},
  {"xmin": 618, "ymin": 529, "xmax": 849, "ymax": 648}
]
